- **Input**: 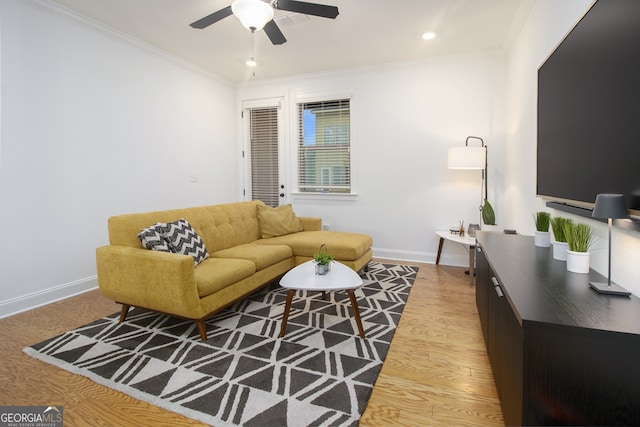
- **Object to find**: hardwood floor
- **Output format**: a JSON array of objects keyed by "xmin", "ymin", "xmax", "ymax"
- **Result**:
[
  {"xmin": 0, "ymin": 260, "xmax": 503, "ymax": 426},
  {"xmin": 360, "ymin": 261, "xmax": 503, "ymax": 426}
]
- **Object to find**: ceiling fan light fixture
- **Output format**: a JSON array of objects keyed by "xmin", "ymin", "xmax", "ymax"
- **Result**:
[
  {"xmin": 246, "ymin": 58, "xmax": 257, "ymax": 67},
  {"xmin": 232, "ymin": 0, "xmax": 274, "ymax": 32}
]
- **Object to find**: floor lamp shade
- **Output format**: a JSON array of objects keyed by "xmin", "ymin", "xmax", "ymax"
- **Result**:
[
  {"xmin": 447, "ymin": 146, "xmax": 485, "ymax": 170},
  {"xmin": 448, "ymin": 141, "xmax": 487, "ymax": 229}
]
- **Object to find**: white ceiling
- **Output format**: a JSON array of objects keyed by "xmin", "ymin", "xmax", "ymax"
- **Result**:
[{"xmin": 48, "ymin": 0, "xmax": 532, "ymax": 82}]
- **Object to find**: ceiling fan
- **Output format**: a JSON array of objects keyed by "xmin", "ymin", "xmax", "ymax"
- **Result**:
[{"xmin": 190, "ymin": 0, "xmax": 339, "ymax": 45}]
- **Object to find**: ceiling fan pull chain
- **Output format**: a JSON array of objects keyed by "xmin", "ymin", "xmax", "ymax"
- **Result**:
[{"xmin": 247, "ymin": 30, "xmax": 257, "ymax": 76}]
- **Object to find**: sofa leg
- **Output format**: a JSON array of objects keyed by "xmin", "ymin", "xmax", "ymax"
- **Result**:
[
  {"xmin": 196, "ymin": 320, "xmax": 208, "ymax": 341},
  {"xmin": 365, "ymin": 262, "xmax": 370, "ymax": 273},
  {"xmin": 119, "ymin": 304, "xmax": 131, "ymax": 322}
]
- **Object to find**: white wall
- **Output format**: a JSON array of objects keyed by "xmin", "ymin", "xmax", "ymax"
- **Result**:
[
  {"xmin": 5, "ymin": 0, "xmax": 636, "ymax": 316},
  {"xmin": 0, "ymin": 0, "xmax": 238, "ymax": 316},
  {"xmin": 505, "ymin": 0, "xmax": 640, "ymax": 297},
  {"xmin": 237, "ymin": 52, "xmax": 506, "ymax": 265}
]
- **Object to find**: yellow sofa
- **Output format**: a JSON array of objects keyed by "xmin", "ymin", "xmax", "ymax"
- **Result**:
[{"xmin": 95, "ymin": 200, "xmax": 373, "ymax": 340}]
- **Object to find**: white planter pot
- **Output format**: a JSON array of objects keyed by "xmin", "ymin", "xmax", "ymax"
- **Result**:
[
  {"xmin": 535, "ymin": 231, "xmax": 551, "ymax": 247},
  {"xmin": 552, "ymin": 241, "xmax": 568, "ymax": 261},
  {"xmin": 566, "ymin": 250, "xmax": 590, "ymax": 274}
]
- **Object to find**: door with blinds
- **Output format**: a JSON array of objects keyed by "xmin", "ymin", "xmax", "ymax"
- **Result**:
[{"xmin": 242, "ymin": 99, "xmax": 285, "ymax": 207}]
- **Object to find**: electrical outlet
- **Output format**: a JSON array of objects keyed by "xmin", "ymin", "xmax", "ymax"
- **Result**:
[
  {"xmin": 322, "ymin": 224, "xmax": 330, "ymax": 231},
  {"xmin": 190, "ymin": 173, "xmax": 199, "ymax": 183}
]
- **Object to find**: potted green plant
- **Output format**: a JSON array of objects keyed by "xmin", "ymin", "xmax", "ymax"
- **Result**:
[
  {"xmin": 533, "ymin": 211, "xmax": 551, "ymax": 247},
  {"xmin": 313, "ymin": 244, "xmax": 334, "ymax": 275},
  {"xmin": 563, "ymin": 222, "xmax": 596, "ymax": 273},
  {"xmin": 550, "ymin": 217, "xmax": 572, "ymax": 261},
  {"xmin": 482, "ymin": 199, "xmax": 497, "ymax": 230}
]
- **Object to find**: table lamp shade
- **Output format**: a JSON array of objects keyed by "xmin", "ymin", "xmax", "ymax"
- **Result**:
[
  {"xmin": 592, "ymin": 194, "xmax": 628, "ymax": 219},
  {"xmin": 447, "ymin": 146, "xmax": 485, "ymax": 170}
]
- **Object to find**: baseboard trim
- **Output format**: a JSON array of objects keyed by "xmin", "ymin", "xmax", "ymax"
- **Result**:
[
  {"xmin": 0, "ymin": 276, "xmax": 99, "ymax": 319},
  {"xmin": 1, "ymin": 250, "xmax": 470, "ymax": 319},
  {"xmin": 372, "ymin": 247, "xmax": 469, "ymax": 267}
]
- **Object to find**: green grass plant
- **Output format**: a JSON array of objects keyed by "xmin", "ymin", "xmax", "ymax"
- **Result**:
[
  {"xmin": 564, "ymin": 222, "xmax": 596, "ymax": 252},
  {"xmin": 550, "ymin": 217, "xmax": 572, "ymax": 242},
  {"xmin": 533, "ymin": 211, "xmax": 551, "ymax": 232}
]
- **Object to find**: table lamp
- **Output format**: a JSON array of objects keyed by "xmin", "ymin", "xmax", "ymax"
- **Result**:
[{"xmin": 589, "ymin": 193, "xmax": 630, "ymax": 296}]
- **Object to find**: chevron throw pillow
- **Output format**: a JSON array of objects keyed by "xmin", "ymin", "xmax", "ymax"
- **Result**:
[
  {"xmin": 137, "ymin": 223, "xmax": 173, "ymax": 252},
  {"xmin": 162, "ymin": 218, "xmax": 209, "ymax": 266}
]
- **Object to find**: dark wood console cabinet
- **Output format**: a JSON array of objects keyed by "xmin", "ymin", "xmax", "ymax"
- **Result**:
[{"xmin": 475, "ymin": 232, "xmax": 640, "ymax": 426}]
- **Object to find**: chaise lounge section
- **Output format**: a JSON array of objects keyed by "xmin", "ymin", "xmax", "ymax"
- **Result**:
[{"xmin": 96, "ymin": 200, "xmax": 372, "ymax": 340}]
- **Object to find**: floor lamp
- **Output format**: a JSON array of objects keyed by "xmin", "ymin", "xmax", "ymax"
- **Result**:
[
  {"xmin": 448, "ymin": 136, "xmax": 486, "ymax": 226},
  {"xmin": 589, "ymin": 193, "xmax": 631, "ymax": 296}
]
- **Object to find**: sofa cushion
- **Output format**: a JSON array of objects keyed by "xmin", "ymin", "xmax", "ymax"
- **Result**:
[
  {"xmin": 163, "ymin": 218, "xmax": 209, "ymax": 266},
  {"xmin": 256, "ymin": 230, "xmax": 372, "ymax": 261},
  {"xmin": 257, "ymin": 204, "xmax": 304, "ymax": 239},
  {"xmin": 107, "ymin": 201, "xmax": 263, "ymax": 250},
  {"xmin": 137, "ymin": 223, "xmax": 172, "ymax": 252},
  {"xmin": 194, "ymin": 258, "xmax": 256, "ymax": 298},
  {"xmin": 213, "ymin": 243, "xmax": 292, "ymax": 270}
]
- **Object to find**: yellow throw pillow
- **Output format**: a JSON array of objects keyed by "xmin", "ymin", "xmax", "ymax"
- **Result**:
[{"xmin": 257, "ymin": 204, "xmax": 304, "ymax": 239}]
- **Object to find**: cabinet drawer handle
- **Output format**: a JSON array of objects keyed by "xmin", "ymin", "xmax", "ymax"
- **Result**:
[
  {"xmin": 477, "ymin": 247, "xmax": 482, "ymax": 253},
  {"xmin": 491, "ymin": 277, "xmax": 504, "ymax": 297}
]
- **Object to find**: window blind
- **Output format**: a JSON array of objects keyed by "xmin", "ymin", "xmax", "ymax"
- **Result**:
[
  {"xmin": 248, "ymin": 107, "xmax": 279, "ymax": 207},
  {"xmin": 297, "ymin": 99, "xmax": 351, "ymax": 193}
]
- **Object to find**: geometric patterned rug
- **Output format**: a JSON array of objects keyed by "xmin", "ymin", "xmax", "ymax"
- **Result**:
[{"xmin": 24, "ymin": 262, "xmax": 418, "ymax": 427}]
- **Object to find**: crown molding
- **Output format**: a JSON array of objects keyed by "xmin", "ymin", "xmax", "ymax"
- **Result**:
[{"xmin": 14, "ymin": 0, "xmax": 234, "ymax": 88}]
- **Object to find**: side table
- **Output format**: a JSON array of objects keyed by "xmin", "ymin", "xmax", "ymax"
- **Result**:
[{"xmin": 435, "ymin": 230, "xmax": 477, "ymax": 284}]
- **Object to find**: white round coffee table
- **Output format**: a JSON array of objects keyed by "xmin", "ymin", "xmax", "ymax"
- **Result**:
[{"xmin": 278, "ymin": 260, "xmax": 365, "ymax": 338}]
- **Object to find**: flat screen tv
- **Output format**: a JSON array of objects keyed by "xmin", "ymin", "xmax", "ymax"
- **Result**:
[{"xmin": 537, "ymin": 0, "xmax": 640, "ymax": 215}]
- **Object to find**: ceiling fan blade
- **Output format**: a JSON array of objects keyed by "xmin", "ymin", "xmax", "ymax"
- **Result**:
[
  {"xmin": 190, "ymin": 6, "xmax": 233, "ymax": 29},
  {"xmin": 275, "ymin": 0, "xmax": 339, "ymax": 19},
  {"xmin": 264, "ymin": 20, "xmax": 287, "ymax": 45}
]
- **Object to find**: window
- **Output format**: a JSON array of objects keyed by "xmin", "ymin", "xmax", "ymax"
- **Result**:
[{"xmin": 297, "ymin": 99, "xmax": 351, "ymax": 193}]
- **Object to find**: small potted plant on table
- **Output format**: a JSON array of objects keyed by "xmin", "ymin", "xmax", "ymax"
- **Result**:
[
  {"xmin": 314, "ymin": 244, "xmax": 333, "ymax": 275},
  {"xmin": 564, "ymin": 222, "xmax": 596, "ymax": 273},
  {"xmin": 534, "ymin": 211, "xmax": 551, "ymax": 247},
  {"xmin": 550, "ymin": 217, "xmax": 572, "ymax": 260},
  {"xmin": 482, "ymin": 199, "xmax": 498, "ymax": 230}
]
